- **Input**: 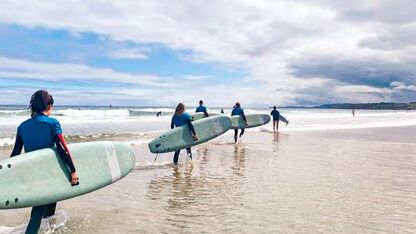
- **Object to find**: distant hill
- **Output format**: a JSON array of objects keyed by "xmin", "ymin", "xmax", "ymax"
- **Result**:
[{"xmin": 312, "ymin": 102, "xmax": 416, "ymax": 110}]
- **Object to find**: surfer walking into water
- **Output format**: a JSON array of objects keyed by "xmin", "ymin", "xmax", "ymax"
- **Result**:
[
  {"xmin": 156, "ymin": 111, "xmax": 162, "ymax": 117},
  {"xmin": 171, "ymin": 103, "xmax": 199, "ymax": 165},
  {"xmin": 270, "ymin": 106, "xmax": 280, "ymax": 132},
  {"xmin": 352, "ymin": 109, "xmax": 356, "ymax": 117},
  {"xmin": 10, "ymin": 90, "xmax": 79, "ymax": 234},
  {"xmin": 195, "ymin": 100, "xmax": 209, "ymax": 117},
  {"xmin": 231, "ymin": 102, "xmax": 248, "ymax": 143}
]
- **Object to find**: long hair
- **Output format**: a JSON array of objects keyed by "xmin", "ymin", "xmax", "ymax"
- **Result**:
[
  {"xmin": 174, "ymin": 103, "xmax": 185, "ymax": 116},
  {"xmin": 29, "ymin": 90, "xmax": 54, "ymax": 117}
]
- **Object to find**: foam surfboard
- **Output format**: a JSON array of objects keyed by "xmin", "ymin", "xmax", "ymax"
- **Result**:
[
  {"xmin": 279, "ymin": 115, "xmax": 289, "ymax": 124},
  {"xmin": 190, "ymin": 112, "xmax": 220, "ymax": 121},
  {"xmin": 0, "ymin": 141, "xmax": 135, "ymax": 209},
  {"xmin": 149, "ymin": 115, "xmax": 231, "ymax": 153},
  {"xmin": 231, "ymin": 114, "xmax": 271, "ymax": 129}
]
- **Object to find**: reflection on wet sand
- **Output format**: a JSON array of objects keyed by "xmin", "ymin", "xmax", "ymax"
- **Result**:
[{"xmin": 232, "ymin": 144, "xmax": 246, "ymax": 177}]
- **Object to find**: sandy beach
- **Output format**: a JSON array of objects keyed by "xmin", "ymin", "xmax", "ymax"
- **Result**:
[{"xmin": 1, "ymin": 126, "xmax": 415, "ymax": 233}]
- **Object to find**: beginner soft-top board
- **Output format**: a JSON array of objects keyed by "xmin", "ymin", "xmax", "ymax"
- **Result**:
[
  {"xmin": 149, "ymin": 115, "xmax": 231, "ymax": 153},
  {"xmin": 0, "ymin": 141, "xmax": 135, "ymax": 209},
  {"xmin": 231, "ymin": 114, "xmax": 270, "ymax": 129},
  {"xmin": 190, "ymin": 112, "xmax": 220, "ymax": 121}
]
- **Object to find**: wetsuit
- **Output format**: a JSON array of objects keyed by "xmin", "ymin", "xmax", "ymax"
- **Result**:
[
  {"xmin": 231, "ymin": 107, "xmax": 247, "ymax": 142},
  {"xmin": 195, "ymin": 105, "xmax": 209, "ymax": 117},
  {"xmin": 171, "ymin": 112, "xmax": 196, "ymax": 164},
  {"xmin": 10, "ymin": 113, "xmax": 76, "ymax": 234},
  {"xmin": 270, "ymin": 110, "xmax": 280, "ymax": 121}
]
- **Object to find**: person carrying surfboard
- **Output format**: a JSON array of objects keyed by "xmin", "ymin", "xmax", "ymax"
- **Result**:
[
  {"xmin": 171, "ymin": 103, "xmax": 199, "ymax": 164},
  {"xmin": 231, "ymin": 102, "xmax": 248, "ymax": 143},
  {"xmin": 195, "ymin": 100, "xmax": 209, "ymax": 117},
  {"xmin": 10, "ymin": 90, "xmax": 79, "ymax": 234},
  {"xmin": 271, "ymin": 106, "xmax": 280, "ymax": 132}
]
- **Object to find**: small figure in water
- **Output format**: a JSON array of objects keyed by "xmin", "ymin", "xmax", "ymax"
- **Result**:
[
  {"xmin": 156, "ymin": 111, "xmax": 162, "ymax": 117},
  {"xmin": 109, "ymin": 105, "xmax": 112, "ymax": 109},
  {"xmin": 270, "ymin": 106, "xmax": 280, "ymax": 133},
  {"xmin": 171, "ymin": 103, "xmax": 199, "ymax": 164},
  {"xmin": 220, "ymin": 109, "xmax": 224, "ymax": 114},
  {"xmin": 10, "ymin": 90, "xmax": 79, "ymax": 234},
  {"xmin": 195, "ymin": 100, "xmax": 209, "ymax": 117},
  {"xmin": 231, "ymin": 102, "xmax": 248, "ymax": 143},
  {"xmin": 352, "ymin": 109, "xmax": 355, "ymax": 117}
]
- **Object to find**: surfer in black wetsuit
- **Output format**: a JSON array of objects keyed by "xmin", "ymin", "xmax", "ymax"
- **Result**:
[
  {"xmin": 270, "ymin": 106, "xmax": 280, "ymax": 132},
  {"xmin": 231, "ymin": 102, "xmax": 248, "ymax": 143},
  {"xmin": 10, "ymin": 90, "xmax": 79, "ymax": 234},
  {"xmin": 171, "ymin": 103, "xmax": 199, "ymax": 164},
  {"xmin": 156, "ymin": 111, "xmax": 162, "ymax": 117}
]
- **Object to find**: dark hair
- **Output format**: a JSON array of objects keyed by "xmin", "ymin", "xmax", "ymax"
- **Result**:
[
  {"xmin": 29, "ymin": 90, "xmax": 54, "ymax": 117},
  {"xmin": 199, "ymin": 100, "xmax": 203, "ymax": 105},
  {"xmin": 175, "ymin": 103, "xmax": 185, "ymax": 116},
  {"xmin": 273, "ymin": 106, "xmax": 277, "ymax": 109},
  {"xmin": 235, "ymin": 102, "xmax": 241, "ymax": 108}
]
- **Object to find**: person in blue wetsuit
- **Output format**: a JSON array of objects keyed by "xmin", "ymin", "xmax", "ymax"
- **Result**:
[
  {"xmin": 10, "ymin": 90, "xmax": 79, "ymax": 234},
  {"xmin": 195, "ymin": 100, "xmax": 209, "ymax": 117},
  {"xmin": 171, "ymin": 103, "xmax": 199, "ymax": 165},
  {"xmin": 270, "ymin": 106, "xmax": 280, "ymax": 133},
  {"xmin": 231, "ymin": 102, "xmax": 248, "ymax": 143}
]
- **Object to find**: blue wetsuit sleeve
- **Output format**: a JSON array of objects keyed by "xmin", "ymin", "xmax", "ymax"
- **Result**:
[
  {"xmin": 51, "ymin": 119, "xmax": 63, "ymax": 136},
  {"xmin": 186, "ymin": 119, "xmax": 196, "ymax": 136},
  {"xmin": 10, "ymin": 134, "xmax": 23, "ymax": 157}
]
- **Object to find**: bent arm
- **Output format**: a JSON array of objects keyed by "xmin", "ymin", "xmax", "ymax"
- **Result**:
[
  {"xmin": 186, "ymin": 119, "xmax": 196, "ymax": 136},
  {"xmin": 204, "ymin": 110, "xmax": 209, "ymax": 117},
  {"xmin": 54, "ymin": 134, "xmax": 76, "ymax": 173},
  {"xmin": 242, "ymin": 112, "xmax": 247, "ymax": 123},
  {"xmin": 10, "ymin": 134, "xmax": 23, "ymax": 157}
]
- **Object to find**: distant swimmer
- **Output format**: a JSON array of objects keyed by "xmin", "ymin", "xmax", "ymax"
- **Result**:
[
  {"xmin": 231, "ymin": 102, "xmax": 248, "ymax": 143},
  {"xmin": 270, "ymin": 106, "xmax": 280, "ymax": 133},
  {"xmin": 10, "ymin": 90, "xmax": 79, "ymax": 234},
  {"xmin": 156, "ymin": 111, "xmax": 162, "ymax": 117},
  {"xmin": 352, "ymin": 109, "xmax": 355, "ymax": 117},
  {"xmin": 195, "ymin": 100, "xmax": 209, "ymax": 117},
  {"xmin": 109, "ymin": 105, "xmax": 112, "ymax": 109},
  {"xmin": 220, "ymin": 109, "xmax": 224, "ymax": 114},
  {"xmin": 171, "ymin": 103, "xmax": 199, "ymax": 165}
]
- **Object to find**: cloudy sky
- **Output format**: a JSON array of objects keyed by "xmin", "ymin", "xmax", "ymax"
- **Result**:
[{"xmin": 0, "ymin": 0, "xmax": 415, "ymax": 106}]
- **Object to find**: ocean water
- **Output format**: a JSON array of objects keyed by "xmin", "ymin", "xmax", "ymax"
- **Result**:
[
  {"xmin": 1, "ymin": 106, "xmax": 416, "ymax": 148},
  {"xmin": 1, "ymin": 106, "xmax": 416, "ymax": 233}
]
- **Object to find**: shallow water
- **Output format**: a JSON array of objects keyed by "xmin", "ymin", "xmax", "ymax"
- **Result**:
[{"xmin": 1, "ymin": 129, "xmax": 416, "ymax": 233}]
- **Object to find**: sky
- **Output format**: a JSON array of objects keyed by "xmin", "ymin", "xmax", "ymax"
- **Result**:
[{"xmin": 0, "ymin": 0, "xmax": 415, "ymax": 106}]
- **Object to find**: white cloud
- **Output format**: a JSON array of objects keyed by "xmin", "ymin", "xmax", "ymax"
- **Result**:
[
  {"xmin": 0, "ymin": 0, "xmax": 416, "ymax": 104},
  {"xmin": 109, "ymin": 49, "xmax": 148, "ymax": 60}
]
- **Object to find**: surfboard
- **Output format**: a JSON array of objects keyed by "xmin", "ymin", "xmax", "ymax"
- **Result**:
[
  {"xmin": 148, "ymin": 115, "xmax": 231, "ymax": 153},
  {"xmin": 231, "ymin": 114, "xmax": 271, "ymax": 129},
  {"xmin": 0, "ymin": 141, "xmax": 135, "ymax": 209},
  {"xmin": 190, "ymin": 112, "xmax": 220, "ymax": 121},
  {"xmin": 279, "ymin": 115, "xmax": 289, "ymax": 124}
]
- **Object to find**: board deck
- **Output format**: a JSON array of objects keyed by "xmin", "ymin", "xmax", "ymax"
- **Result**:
[
  {"xmin": 190, "ymin": 112, "xmax": 220, "ymax": 121},
  {"xmin": 279, "ymin": 115, "xmax": 289, "ymax": 124},
  {"xmin": 231, "ymin": 114, "xmax": 270, "ymax": 129},
  {"xmin": 0, "ymin": 141, "xmax": 135, "ymax": 209},
  {"xmin": 149, "ymin": 115, "xmax": 231, "ymax": 153}
]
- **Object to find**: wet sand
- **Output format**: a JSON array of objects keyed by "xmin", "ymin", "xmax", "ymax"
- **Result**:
[{"xmin": 1, "ymin": 126, "xmax": 416, "ymax": 233}]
